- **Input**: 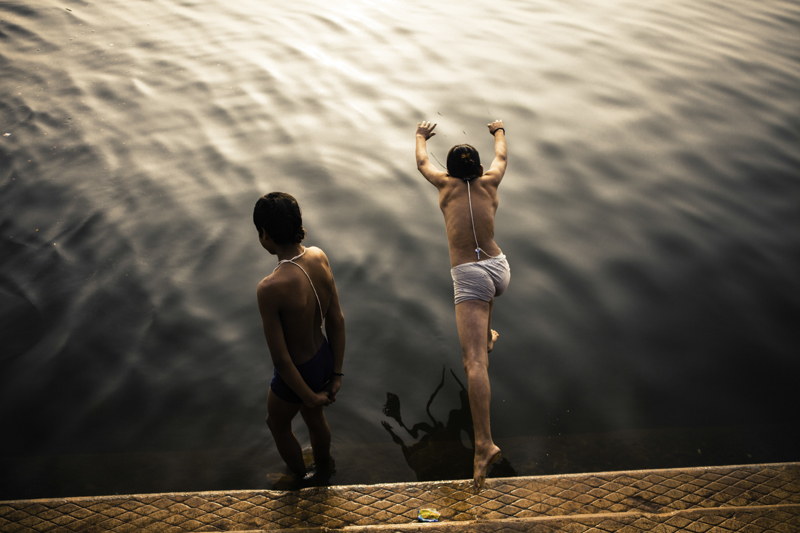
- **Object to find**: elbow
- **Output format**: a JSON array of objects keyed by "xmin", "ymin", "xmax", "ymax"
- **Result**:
[
  {"xmin": 273, "ymin": 357, "xmax": 293, "ymax": 374},
  {"xmin": 331, "ymin": 310, "xmax": 346, "ymax": 328},
  {"xmin": 327, "ymin": 310, "xmax": 346, "ymax": 334}
]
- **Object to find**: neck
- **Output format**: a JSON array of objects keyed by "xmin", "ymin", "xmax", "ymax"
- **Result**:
[{"xmin": 275, "ymin": 243, "xmax": 305, "ymax": 261}]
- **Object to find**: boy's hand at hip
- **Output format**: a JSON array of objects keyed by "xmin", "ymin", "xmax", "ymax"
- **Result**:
[
  {"xmin": 325, "ymin": 376, "xmax": 343, "ymax": 404},
  {"xmin": 305, "ymin": 391, "xmax": 332, "ymax": 408}
]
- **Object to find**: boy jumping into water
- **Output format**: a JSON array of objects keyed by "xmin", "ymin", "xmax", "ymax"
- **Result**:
[
  {"xmin": 254, "ymin": 192, "xmax": 346, "ymax": 480},
  {"xmin": 415, "ymin": 120, "xmax": 510, "ymax": 491}
]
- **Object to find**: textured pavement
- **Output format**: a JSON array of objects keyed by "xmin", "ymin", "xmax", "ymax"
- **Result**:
[{"xmin": 1, "ymin": 462, "xmax": 798, "ymax": 532}]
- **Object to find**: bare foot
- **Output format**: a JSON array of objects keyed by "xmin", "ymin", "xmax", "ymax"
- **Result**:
[
  {"xmin": 487, "ymin": 330, "xmax": 500, "ymax": 353},
  {"xmin": 473, "ymin": 445, "xmax": 502, "ymax": 492}
]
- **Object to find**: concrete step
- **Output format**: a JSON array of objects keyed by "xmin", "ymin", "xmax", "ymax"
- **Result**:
[{"xmin": 1, "ymin": 462, "xmax": 798, "ymax": 532}]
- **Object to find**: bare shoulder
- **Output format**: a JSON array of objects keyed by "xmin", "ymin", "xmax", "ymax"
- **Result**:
[
  {"xmin": 302, "ymin": 246, "xmax": 331, "ymax": 269},
  {"xmin": 426, "ymin": 168, "xmax": 449, "ymax": 189},
  {"xmin": 305, "ymin": 245, "xmax": 328, "ymax": 260},
  {"xmin": 256, "ymin": 266, "xmax": 299, "ymax": 300},
  {"xmin": 481, "ymin": 167, "xmax": 505, "ymax": 188},
  {"xmin": 438, "ymin": 176, "xmax": 467, "ymax": 207},
  {"xmin": 417, "ymin": 160, "xmax": 448, "ymax": 189},
  {"xmin": 256, "ymin": 272, "xmax": 282, "ymax": 301},
  {"xmin": 483, "ymin": 151, "xmax": 507, "ymax": 187}
]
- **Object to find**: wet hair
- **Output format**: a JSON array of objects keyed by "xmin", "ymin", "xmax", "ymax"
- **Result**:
[
  {"xmin": 446, "ymin": 144, "xmax": 482, "ymax": 181},
  {"xmin": 253, "ymin": 192, "xmax": 306, "ymax": 245}
]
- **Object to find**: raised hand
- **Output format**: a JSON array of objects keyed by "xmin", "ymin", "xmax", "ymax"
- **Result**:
[
  {"xmin": 416, "ymin": 121, "xmax": 437, "ymax": 140},
  {"xmin": 488, "ymin": 119, "xmax": 504, "ymax": 135}
]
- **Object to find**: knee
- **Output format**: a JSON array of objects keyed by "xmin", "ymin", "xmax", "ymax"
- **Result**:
[
  {"xmin": 462, "ymin": 357, "xmax": 487, "ymax": 377},
  {"xmin": 302, "ymin": 409, "xmax": 328, "ymax": 430}
]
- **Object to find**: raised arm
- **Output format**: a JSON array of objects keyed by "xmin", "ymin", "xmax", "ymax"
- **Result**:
[
  {"xmin": 484, "ymin": 120, "xmax": 507, "ymax": 186},
  {"xmin": 415, "ymin": 121, "xmax": 447, "ymax": 187}
]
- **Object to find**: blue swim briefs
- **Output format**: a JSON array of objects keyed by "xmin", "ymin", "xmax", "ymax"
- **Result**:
[{"xmin": 270, "ymin": 337, "xmax": 334, "ymax": 404}]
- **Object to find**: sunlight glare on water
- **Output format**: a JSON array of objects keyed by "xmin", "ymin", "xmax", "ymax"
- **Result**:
[{"xmin": 1, "ymin": 0, "xmax": 799, "ymax": 498}]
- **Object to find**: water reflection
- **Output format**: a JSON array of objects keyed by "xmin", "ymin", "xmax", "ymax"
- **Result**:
[
  {"xmin": 2, "ymin": 0, "xmax": 799, "ymax": 498},
  {"xmin": 382, "ymin": 367, "xmax": 516, "ymax": 482}
]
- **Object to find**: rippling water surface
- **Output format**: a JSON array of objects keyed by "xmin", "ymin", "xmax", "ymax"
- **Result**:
[{"xmin": 1, "ymin": 0, "xmax": 799, "ymax": 499}]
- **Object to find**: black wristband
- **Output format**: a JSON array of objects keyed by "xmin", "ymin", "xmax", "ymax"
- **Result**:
[
  {"xmin": 332, "ymin": 372, "xmax": 344, "ymax": 376},
  {"xmin": 492, "ymin": 127, "xmax": 505, "ymax": 136}
]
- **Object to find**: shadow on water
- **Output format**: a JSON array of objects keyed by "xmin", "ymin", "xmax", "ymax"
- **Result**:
[{"xmin": 381, "ymin": 367, "xmax": 516, "ymax": 482}]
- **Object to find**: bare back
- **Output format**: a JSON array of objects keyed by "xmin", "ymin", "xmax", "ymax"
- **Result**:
[
  {"xmin": 438, "ymin": 176, "xmax": 502, "ymax": 268},
  {"xmin": 262, "ymin": 247, "xmax": 333, "ymax": 365},
  {"xmin": 415, "ymin": 121, "xmax": 508, "ymax": 268}
]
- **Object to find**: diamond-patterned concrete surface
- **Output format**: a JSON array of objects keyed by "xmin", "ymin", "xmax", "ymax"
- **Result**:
[
  {"xmin": 1, "ymin": 463, "xmax": 798, "ymax": 532},
  {"xmin": 332, "ymin": 505, "xmax": 800, "ymax": 532}
]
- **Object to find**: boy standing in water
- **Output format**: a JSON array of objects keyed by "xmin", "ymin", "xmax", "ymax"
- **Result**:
[
  {"xmin": 254, "ymin": 192, "xmax": 346, "ymax": 480},
  {"xmin": 415, "ymin": 120, "xmax": 510, "ymax": 491}
]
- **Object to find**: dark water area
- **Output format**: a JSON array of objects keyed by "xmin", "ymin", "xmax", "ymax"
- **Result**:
[{"xmin": 2, "ymin": 0, "xmax": 799, "ymax": 500}]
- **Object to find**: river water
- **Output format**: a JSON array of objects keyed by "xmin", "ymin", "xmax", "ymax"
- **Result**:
[{"xmin": 1, "ymin": 0, "xmax": 799, "ymax": 499}]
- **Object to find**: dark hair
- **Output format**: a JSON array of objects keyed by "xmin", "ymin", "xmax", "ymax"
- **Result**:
[
  {"xmin": 253, "ymin": 192, "xmax": 306, "ymax": 245},
  {"xmin": 446, "ymin": 144, "xmax": 482, "ymax": 181}
]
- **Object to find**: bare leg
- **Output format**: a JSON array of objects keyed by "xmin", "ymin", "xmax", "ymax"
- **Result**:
[
  {"xmin": 455, "ymin": 299, "xmax": 502, "ymax": 491},
  {"xmin": 487, "ymin": 298, "xmax": 500, "ymax": 353},
  {"xmin": 266, "ymin": 389, "xmax": 306, "ymax": 476},
  {"xmin": 300, "ymin": 404, "xmax": 332, "ymax": 467}
]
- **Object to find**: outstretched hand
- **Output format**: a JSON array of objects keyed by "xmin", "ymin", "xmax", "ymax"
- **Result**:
[
  {"xmin": 416, "ymin": 121, "xmax": 437, "ymax": 140},
  {"xmin": 488, "ymin": 119, "xmax": 504, "ymax": 135}
]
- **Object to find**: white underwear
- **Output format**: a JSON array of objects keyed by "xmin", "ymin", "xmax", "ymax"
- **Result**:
[{"xmin": 450, "ymin": 254, "xmax": 510, "ymax": 305}]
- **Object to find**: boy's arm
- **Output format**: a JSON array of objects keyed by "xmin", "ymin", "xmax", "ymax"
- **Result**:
[
  {"xmin": 257, "ymin": 280, "xmax": 331, "ymax": 408},
  {"xmin": 415, "ymin": 121, "xmax": 448, "ymax": 188},
  {"xmin": 323, "ymin": 271, "xmax": 345, "ymax": 403},
  {"xmin": 484, "ymin": 120, "xmax": 507, "ymax": 186}
]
